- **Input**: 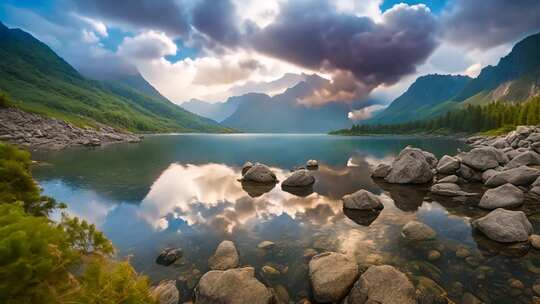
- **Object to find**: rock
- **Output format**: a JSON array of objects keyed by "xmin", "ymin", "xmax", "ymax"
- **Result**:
[
  {"xmin": 281, "ymin": 169, "xmax": 315, "ymax": 187},
  {"xmin": 303, "ymin": 248, "xmax": 318, "ymax": 258},
  {"xmin": 533, "ymin": 283, "xmax": 540, "ymax": 296},
  {"xmin": 461, "ymin": 147, "xmax": 508, "ymax": 171},
  {"xmin": 478, "ymin": 183, "xmax": 524, "ymax": 209},
  {"xmin": 151, "ymin": 280, "xmax": 180, "ymax": 304},
  {"xmin": 472, "ymin": 208, "xmax": 533, "ymax": 243},
  {"xmin": 273, "ymin": 285, "xmax": 289, "ymax": 303},
  {"xmin": 196, "ymin": 267, "xmax": 273, "ymax": 304},
  {"xmin": 344, "ymin": 265, "xmax": 415, "ymax": 304},
  {"xmin": 257, "ymin": 241, "xmax": 275, "ymax": 250},
  {"xmin": 462, "ymin": 292, "xmax": 483, "ymax": 304},
  {"xmin": 241, "ymin": 163, "xmax": 277, "ymax": 184},
  {"xmin": 242, "ymin": 161, "xmax": 253, "ymax": 175},
  {"xmin": 482, "ymin": 169, "xmax": 498, "ymax": 183},
  {"xmin": 458, "ymin": 164, "xmax": 482, "ymax": 182},
  {"xmin": 208, "ymin": 240, "xmax": 239, "ymax": 270},
  {"xmin": 262, "ymin": 265, "xmax": 280, "ymax": 277},
  {"xmin": 455, "ymin": 247, "xmax": 471, "ymax": 258},
  {"xmin": 342, "ymin": 189, "xmax": 384, "ymax": 211},
  {"xmin": 504, "ymin": 151, "xmax": 540, "ymax": 169},
  {"xmin": 530, "ymin": 235, "xmax": 540, "ymax": 250},
  {"xmin": 385, "ymin": 147, "xmax": 434, "ymax": 184},
  {"xmin": 508, "ymin": 278, "xmax": 524, "ymax": 289},
  {"xmin": 371, "ymin": 163, "xmax": 391, "ymax": 178},
  {"xmin": 436, "ymin": 175, "xmax": 458, "ymax": 183},
  {"xmin": 516, "ymin": 125, "xmax": 532, "ymax": 136},
  {"xmin": 485, "ymin": 166, "xmax": 540, "ymax": 187},
  {"xmin": 427, "ymin": 250, "xmax": 441, "ymax": 261},
  {"xmin": 309, "ymin": 252, "xmax": 359, "ymax": 302},
  {"xmin": 493, "ymin": 138, "xmax": 508, "ymax": 148},
  {"xmin": 430, "ymin": 182, "xmax": 475, "ymax": 197},
  {"xmin": 306, "ymin": 159, "xmax": 319, "ymax": 168},
  {"xmin": 422, "ymin": 151, "xmax": 438, "ymax": 168},
  {"xmin": 533, "ymin": 142, "xmax": 540, "ymax": 154},
  {"xmin": 527, "ymin": 132, "xmax": 540, "ymax": 142},
  {"xmin": 156, "ymin": 248, "xmax": 183, "ymax": 266},
  {"xmin": 401, "ymin": 221, "xmax": 437, "ymax": 241}
]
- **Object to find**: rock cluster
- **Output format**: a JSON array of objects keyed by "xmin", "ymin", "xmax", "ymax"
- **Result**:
[{"xmin": 0, "ymin": 107, "xmax": 141, "ymax": 150}]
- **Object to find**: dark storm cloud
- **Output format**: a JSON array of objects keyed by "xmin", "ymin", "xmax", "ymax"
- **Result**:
[
  {"xmin": 71, "ymin": 0, "xmax": 191, "ymax": 37},
  {"xmin": 443, "ymin": 0, "xmax": 540, "ymax": 49},
  {"xmin": 191, "ymin": 0, "xmax": 241, "ymax": 47},
  {"xmin": 249, "ymin": 1, "xmax": 439, "ymax": 101}
]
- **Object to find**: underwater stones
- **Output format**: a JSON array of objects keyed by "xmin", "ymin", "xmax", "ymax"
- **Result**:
[
  {"xmin": 303, "ymin": 248, "xmax": 318, "ymax": 259},
  {"xmin": 530, "ymin": 235, "xmax": 540, "ymax": 250},
  {"xmin": 455, "ymin": 247, "xmax": 471, "ymax": 258},
  {"xmin": 462, "ymin": 292, "xmax": 483, "ymax": 304},
  {"xmin": 485, "ymin": 166, "xmax": 540, "ymax": 187},
  {"xmin": 156, "ymin": 248, "xmax": 183, "ymax": 266},
  {"xmin": 344, "ymin": 265, "xmax": 415, "ymax": 304},
  {"xmin": 436, "ymin": 155, "xmax": 460, "ymax": 174},
  {"xmin": 241, "ymin": 163, "xmax": 277, "ymax": 184},
  {"xmin": 430, "ymin": 182, "xmax": 475, "ymax": 197},
  {"xmin": 478, "ymin": 183, "xmax": 524, "ymax": 209},
  {"xmin": 262, "ymin": 265, "xmax": 280, "ymax": 277},
  {"xmin": 281, "ymin": 169, "xmax": 315, "ymax": 187},
  {"xmin": 150, "ymin": 280, "xmax": 180, "ymax": 304},
  {"xmin": 401, "ymin": 221, "xmax": 437, "ymax": 241},
  {"xmin": 472, "ymin": 208, "xmax": 533, "ymax": 243},
  {"xmin": 306, "ymin": 159, "xmax": 319, "ymax": 168},
  {"xmin": 385, "ymin": 147, "xmax": 434, "ymax": 184},
  {"xmin": 208, "ymin": 240, "xmax": 239, "ymax": 270},
  {"xmin": 371, "ymin": 163, "xmax": 391, "ymax": 178},
  {"xmin": 308, "ymin": 252, "xmax": 359, "ymax": 302},
  {"xmin": 257, "ymin": 241, "xmax": 275, "ymax": 250},
  {"xmin": 241, "ymin": 161, "xmax": 253, "ymax": 175},
  {"xmin": 427, "ymin": 250, "xmax": 441, "ymax": 261},
  {"xmin": 342, "ymin": 189, "xmax": 384, "ymax": 211},
  {"xmin": 195, "ymin": 267, "xmax": 273, "ymax": 304},
  {"xmin": 508, "ymin": 278, "xmax": 524, "ymax": 289}
]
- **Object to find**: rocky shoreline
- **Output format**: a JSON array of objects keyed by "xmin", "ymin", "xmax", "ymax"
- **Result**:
[{"xmin": 0, "ymin": 107, "xmax": 141, "ymax": 150}]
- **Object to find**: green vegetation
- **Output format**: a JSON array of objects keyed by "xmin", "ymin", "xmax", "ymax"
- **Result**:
[
  {"xmin": 332, "ymin": 97, "xmax": 540, "ymax": 136},
  {"xmin": 0, "ymin": 22, "xmax": 230, "ymax": 133},
  {"xmin": 0, "ymin": 141, "xmax": 156, "ymax": 304}
]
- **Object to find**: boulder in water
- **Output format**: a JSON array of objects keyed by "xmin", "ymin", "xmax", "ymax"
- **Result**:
[
  {"xmin": 241, "ymin": 163, "xmax": 277, "ymax": 184},
  {"xmin": 156, "ymin": 248, "xmax": 183, "ymax": 266},
  {"xmin": 401, "ymin": 221, "xmax": 437, "ymax": 241},
  {"xmin": 309, "ymin": 252, "xmax": 359, "ymax": 302},
  {"xmin": 281, "ymin": 169, "xmax": 315, "ymax": 187},
  {"xmin": 208, "ymin": 240, "xmax": 239, "ymax": 270},
  {"xmin": 430, "ymin": 182, "xmax": 475, "ymax": 197},
  {"xmin": 385, "ymin": 147, "xmax": 434, "ymax": 184},
  {"xmin": 478, "ymin": 183, "xmax": 524, "ymax": 209},
  {"xmin": 342, "ymin": 189, "xmax": 384, "ymax": 211},
  {"xmin": 306, "ymin": 159, "xmax": 319, "ymax": 168},
  {"xmin": 472, "ymin": 208, "xmax": 532, "ymax": 243},
  {"xmin": 151, "ymin": 280, "xmax": 180, "ymax": 304},
  {"xmin": 241, "ymin": 161, "xmax": 253, "ymax": 175}
]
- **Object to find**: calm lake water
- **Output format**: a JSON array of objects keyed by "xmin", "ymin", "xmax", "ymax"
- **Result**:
[{"xmin": 31, "ymin": 134, "xmax": 540, "ymax": 303}]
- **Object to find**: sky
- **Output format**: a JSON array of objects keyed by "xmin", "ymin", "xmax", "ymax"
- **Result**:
[{"xmin": 1, "ymin": 0, "xmax": 540, "ymax": 106}]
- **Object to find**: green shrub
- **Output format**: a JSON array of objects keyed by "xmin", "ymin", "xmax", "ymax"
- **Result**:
[{"xmin": 0, "ymin": 91, "xmax": 10, "ymax": 107}]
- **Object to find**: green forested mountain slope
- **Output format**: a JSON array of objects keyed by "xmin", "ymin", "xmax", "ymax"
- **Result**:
[{"xmin": 0, "ymin": 22, "xmax": 229, "ymax": 133}]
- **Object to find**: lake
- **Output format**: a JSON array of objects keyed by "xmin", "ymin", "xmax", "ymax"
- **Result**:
[{"xmin": 31, "ymin": 134, "xmax": 540, "ymax": 303}]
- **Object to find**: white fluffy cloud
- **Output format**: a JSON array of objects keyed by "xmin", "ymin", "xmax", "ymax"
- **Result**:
[{"xmin": 348, "ymin": 104, "xmax": 385, "ymax": 121}]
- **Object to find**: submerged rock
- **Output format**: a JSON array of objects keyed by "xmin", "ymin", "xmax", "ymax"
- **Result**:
[
  {"xmin": 156, "ymin": 248, "xmax": 183, "ymax": 266},
  {"xmin": 151, "ymin": 280, "xmax": 180, "ymax": 304},
  {"xmin": 208, "ymin": 240, "xmax": 239, "ymax": 270},
  {"xmin": 478, "ymin": 183, "xmax": 524, "ymax": 209},
  {"xmin": 472, "ymin": 208, "xmax": 533, "ymax": 243},
  {"xmin": 344, "ymin": 265, "xmax": 415, "ymax": 304},
  {"xmin": 385, "ymin": 147, "xmax": 434, "ymax": 184},
  {"xmin": 196, "ymin": 267, "xmax": 273, "ymax": 304},
  {"xmin": 401, "ymin": 221, "xmax": 437, "ymax": 241},
  {"xmin": 257, "ymin": 241, "xmax": 275, "ymax": 250},
  {"xmin": 281, "ymin": 169, "xmax": 315, "ymax": 187},
  {"xmin": 430, "ymin": 182, "xmax": 475, "ymax": 197},
  {"xmin": 241, "ymin": 163, "xmax": 277, "ymax": 184},
  {"xmin": 371, "ymin": 163, "xmax": 392, "ymax": 178},
  {"xmin": 309, "ymin": 252, "xmax": 359, "ymax": 302},
  {"xmin": 342, "ymin": 189, "xmax": 384, "ymax": 211},
  {"xmin": 530, "ymin": 235, "xmax": 540, "ymax": 250},
  {"xmin": 436, "ymin": 155, "xmax": 460, "ymax": 174},
  {"xmin": 485, "ymin": 166, "xmax": 540, "ymax": 187}
]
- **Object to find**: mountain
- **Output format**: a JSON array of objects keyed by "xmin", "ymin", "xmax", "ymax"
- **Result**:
[
  {"xmin": 0, "ymin": 22, "xmax": 229, "ymax": 133},
  {"xmin": 181, "ymin": 98, "xmax": 241, "ymax": 122},
  {"xmin": 221, "ymin": 75, "xmax": 377, "ymax": 133},
  {"xmin": 371, "ymin": 74, "xmax": 471, "ymax": 124},
  {"xmin": 369, "ymin": 32, "xmax": 540, "ymax": 126}
]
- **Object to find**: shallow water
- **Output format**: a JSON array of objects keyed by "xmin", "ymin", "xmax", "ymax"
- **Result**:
[{"xmin": 32, "ymin": 134, "xmax": 540, "ymax": 303}]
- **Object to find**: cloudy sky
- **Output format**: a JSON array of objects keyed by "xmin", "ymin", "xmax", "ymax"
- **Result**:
[{"xmin": 1, "ymin": 0, "xmax": 539, "ymax": 104}]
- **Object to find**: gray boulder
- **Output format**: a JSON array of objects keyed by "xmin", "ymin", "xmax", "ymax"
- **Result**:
[
  {"xmin": 241, "ymin": 164, "xmax": 277, "ymax": 183},
  {"xmin": 436, "ymin": 175, "xmax": 459, "ymax": 184},
  {"xmin": 282, "ymin": 169, "xmax": 315, "ymax": 187},
  {"xmin": 371, "ymin": 163, "xmax": 391, "ymax": 178},
  {"xmin": 472, "ymin": 208, "xmax": 532, "ymax": 243},
  {"xmin": 208, "ymin": 240, "xmax": 239, "ymax": 270},
  {"xmin": 482, "ymin": 169, "xmax": 498, "ymax": 183},
  {"xmin": 342, "ymin": 189, "xmax": 384, "ymax": 211},
  {"xmin": 430, "ymin": 183, "xmax": 475, "ymax": 197},
  {"xmin": 458, "ymin": 164, "xmax": 482, "ymax": 182},
  {"xmin": 485, "ymin": 166, "xmax": 540, "ymax": 187},
  {"xmin": 151, "ymin": 280, "xmax": 180, "ymax": 304},
  {"xmin": 309, "ymin": 252, "xmax": 359, "ymax": 302},
  {"xmin": 436, "ymin": 155, "xmax": 461, "ymax": 174},
  {"xmin": 385, "ymin": 147, "xmax": 433, "ymax": 184},
  {"xmin": 156, "ymin": 248, "xmax": 183, "ymax": 266},
  {"xmin": 306, "ymin": 159, "xmax": 319, "ymax": 168},
  {"xmin": 344, "ymin": 265, "xmax": 415, "ymax": 304},
  {"xmin": 478, "ymin": 183, "xmax": 524, "ymax": 209},
  {"xmin": 241, "ymin": 161, "xmax": 253, "ymax": 175},
  {"xmin": 461, "ymin": 147, "xmax": 508, "ymax": 171},
  {"xmin": 422, "ymin": 151, "xmax": 438, "ymax": 168},
  {"xmin": 401, "ymin": 221, "xmax": 437, "ymax": 241},
  {"xmin": 196, "ymin": 267, "xmax": 273, "ymax": 304},
  {"xmin": 504, "ymin": 151, "xmax": 540, "ymax": 169}
]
